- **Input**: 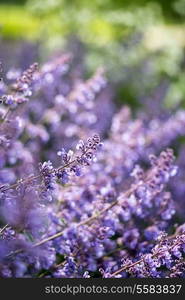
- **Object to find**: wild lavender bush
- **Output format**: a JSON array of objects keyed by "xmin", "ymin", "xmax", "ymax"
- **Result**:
[{"xmin": 0, "ymin": 55, "xmax": 185, "ymax": 278}]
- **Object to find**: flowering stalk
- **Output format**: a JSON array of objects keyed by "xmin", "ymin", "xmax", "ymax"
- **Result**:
[
  {"xmin": 110, "ymin": 233, "xmax": 185, "ymax": 277},
  {"xmin": 0, "ymin": 134, "xmax": 102, "ymax": 193},
  {"xmin": 0, "ymin": 63, "xmax": 38, "ymax": 126}
]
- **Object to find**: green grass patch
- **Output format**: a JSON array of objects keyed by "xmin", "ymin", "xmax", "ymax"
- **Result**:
[{"xmin": 0, "ymin": 5, "xmax": 41, "ymax": 40}]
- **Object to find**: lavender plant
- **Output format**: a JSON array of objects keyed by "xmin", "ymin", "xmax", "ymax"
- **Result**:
[{"xmin": 0, "ymin": 54, "xmax": 185, "ymax": 278}]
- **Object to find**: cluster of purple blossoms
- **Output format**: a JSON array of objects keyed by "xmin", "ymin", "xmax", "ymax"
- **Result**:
[
  {"xmin": 38, "ymin": 134, "xmax": 102, "ymax": 202},
  {"xmin": 109, "ymin": 232, "xmax": 185, "ymax": 278},
  {"xmin": 1, "ymin": 63, "xmax": 38, "ymax": 108},
  {"xmin": 0, "ymin": 54, "xmax": 185, "ymax": 278}
]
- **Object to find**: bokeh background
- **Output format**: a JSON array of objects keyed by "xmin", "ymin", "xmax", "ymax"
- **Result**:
[{"xmin": 1, "ymin": 0, "xmax": 185, "ymax": 109}]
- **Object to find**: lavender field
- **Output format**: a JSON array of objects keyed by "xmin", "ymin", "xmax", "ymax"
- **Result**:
[{"xmin": 0, "ymin": 0, "xmax": 185, "ymax": 278}]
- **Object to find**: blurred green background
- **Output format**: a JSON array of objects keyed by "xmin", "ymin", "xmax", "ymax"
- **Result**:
[{"xmin": 0, "ymin": 0, "xmax": 185, "ymax": 108}]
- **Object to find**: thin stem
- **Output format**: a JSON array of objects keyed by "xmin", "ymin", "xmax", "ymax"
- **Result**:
[
  {"xmin": 0, "ymin": 224, "xmax": 9, "ymax": 235},
  {"xmin": 5, "ymin": 164, "xmax": 164, "ymax": 257},
  {"xmin": 6, "ymin": 186, "xmax": 135, "ymax": 258},
  {"xmin": 1, "ymin": 107, "xmax": 11, "ymax": 124},
  {"xmin": 33, "ymin": 203, "xmax": 117, "ymax": 247},
  {"xmin": 33, "ymin": 187, "xmax": 134, "ymax": 248},
  {"xmin": 110, "ymin": 258, "xmax": 143, "ymax": 277}
]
